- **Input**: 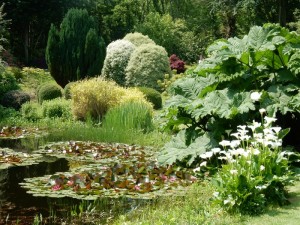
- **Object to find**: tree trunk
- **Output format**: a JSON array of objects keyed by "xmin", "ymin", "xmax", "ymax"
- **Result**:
[{"xmin": 278, "ymin": 0, "xmax": 287, "ymax": 27}]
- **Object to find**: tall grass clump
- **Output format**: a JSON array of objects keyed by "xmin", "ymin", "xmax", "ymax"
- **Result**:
[
  {"xmin": 102, "ymin": 101, "xmax": 153, "ymax": 132},
  {"xmin": 71, "ymin": 78, "xmax": 151, "ymax": 121}
]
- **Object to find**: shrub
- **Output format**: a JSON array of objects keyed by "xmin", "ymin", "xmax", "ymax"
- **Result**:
[
  {"xmin": 46, "ymin": 8, "xmax": 106, "ymax": 87},
  {"xmin": 0, "ymin": 68, "xmax": 19, "ymax": 97},
  {"xmin": 38, "ymin": 83, "xmax": 63, "ymax": 103},
  {"xmin": 42, "ymin": 98, "xmax": 72, "ymax": 119},
  {"xmin": 21, "ymin": 102, "xmax": 41, "ymax": 121},
  {"xmin": 125, "ymin": 44, "xmax": 171, "ymax": 91},
  {"xmin": 123, "ymin": 32, "xmax": 155, "ymax": 47},
  {"xmin": 102, "ymin": 101, "xmax": 154, "ymax": 132},
  {"xmin": 137, "ymin": 87, "xmax": 162, "ymax": 109},
  {"xmin": 64, "ymin": 82, "xmax": 76, "ymax": 99},
  {"xmin": 169, "ymin": 54, "xmax": 186, "ymax": 74},
  {"xmin": 71, "ymin": 78, "xmax": 150, "ymax": 120},
  {"xmin": 101, "ymin": 39, "xmax": 135, "ymax": 86},
  {"xmin": 0, "ymin": 105, "xmax": 20, "ymax": 121},
  {"xmin": 0, "ymin": 90, "xmax": 30, "ymax": 110}
]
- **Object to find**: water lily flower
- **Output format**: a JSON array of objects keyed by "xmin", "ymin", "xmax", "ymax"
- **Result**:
[
  {"xmin": 51, "ymin": 184, "xmax": 62, "ymax": 191},
  {"xmin": 250, "ymin": 92, "xmax": 262, "ymax": 101}
]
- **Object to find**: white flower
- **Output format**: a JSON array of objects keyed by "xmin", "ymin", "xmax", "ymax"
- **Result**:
[
  {"xmin": 230, "ymin": 169, "xmax": 238, "ymax": 175},
  {"xmin": 250, "ymin": 92, "xmax": 262, "ymax": 101},
  {"xmin": 200, "ymin": 151, "xmax": 213, "ymax": 159},
  {"xmin": 255, "ymin": 185, "xmax": 267, "ymax": 190},
  {"xmin": 193, "ymin": 167, "xmax": 201, "ymax": 172},
  {"xmin": 247, "ymin": 121, "xmax": 261, "ymax": 131},
  {"xmin": 272, "ymin": 127, "xmax": 281, "ymax": 134},
  {"xmin": 63, "ymin": 150, "xmax": 67, "ymax": 154},
  {"xmin": 230, "ymin": 140, "xmax": 241, "ymax": 148},
  {"xmin": 219, "ymin": 140, "xmax": 231, "ymax": 147},
  {"xmin": 252, "ymin": 148, "xmax": 260, "ymax": 155},
  {"xmin": 213, "ymin": 192, "xmax": 219, "ymax": 198},
  {"xmin": 224, "ymin": 199, "xmax": 231, "ymax": 205},
  {"xmin": 259, "ymin": 108, "xmax": 266, "ymax": 114},
  {"xmin": 260, "ymin": 165, "xmax": 265, "ymax": 171},
  {"xmin": 264, "ymin": 116, "xmax": 277, "ymax": 126},
  {"xmin": 48, "ymin": 149, "xmax": 53, "ymax": 153},
  {"xmin": 212, "ymin": 148, "xmax": 221, "ymax": 154},
  {"xmin": 200, "ymin": 161, "xmax": 207, "ymax": 167}
]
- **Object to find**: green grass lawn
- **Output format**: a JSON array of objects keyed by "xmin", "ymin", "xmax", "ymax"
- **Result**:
[{"xmin": 112, "ymin": 180, "xmax": 300, "ymax": 225}]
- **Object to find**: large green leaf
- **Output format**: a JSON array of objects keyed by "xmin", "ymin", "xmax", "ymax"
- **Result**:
[{"xmin": 158, "ymin": 131, "xmax": 217, "ymax": 166}]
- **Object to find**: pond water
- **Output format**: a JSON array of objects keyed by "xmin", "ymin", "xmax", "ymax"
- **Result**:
[
  {"xmin": 0, "ymin": 136, "xmax": 160, "ymax": 224},
  {"xmin": 0, "ymin": 133, "xmax": 194, "ymax": 224},
  {"xmin": 0, "ymin": 137, "xmax": 71, "ymax": 224}
]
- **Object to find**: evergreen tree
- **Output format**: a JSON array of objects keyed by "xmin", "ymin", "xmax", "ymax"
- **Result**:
[{"xmin": 45, "ymin": 8, "xmax": 105, "ymax": 87}]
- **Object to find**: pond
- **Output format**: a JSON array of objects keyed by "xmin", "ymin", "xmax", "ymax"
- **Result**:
[{"xmin": 0, "ymin": 127, "xmax": 196, "ymax": 224}]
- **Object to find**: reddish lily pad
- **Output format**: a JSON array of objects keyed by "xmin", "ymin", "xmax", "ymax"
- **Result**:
[
  {"xmin": 0, "ymin": 148, "xmax": 43, "ymax": 170},
  {"xmin": 20, "ymin": 162, "xmax": 197, "ymax": 200}
]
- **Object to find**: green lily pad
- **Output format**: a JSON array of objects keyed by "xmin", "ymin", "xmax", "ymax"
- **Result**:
[
  {"xmin": 0, "ymin": 148, "xmax": 44, "ymax": 170},
  {"xmin": 0, "ymin": 126, "xmax": 47, "ymax": 139},
  {"xmin": 37, "ymin": 141, "xmax": 156, "ymax": 165},
  {"xmin": 20, "ymin": 161, "xmax": 197, "ymax": 200}
]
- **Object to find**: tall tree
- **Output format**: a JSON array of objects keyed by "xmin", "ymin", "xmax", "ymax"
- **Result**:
[{"xmin": 46, "ymin": 8, "xmax": 106, "ymax": 87}]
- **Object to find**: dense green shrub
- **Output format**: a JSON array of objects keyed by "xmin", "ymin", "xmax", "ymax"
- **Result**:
[
  {"xmin": 102, "ymin": 101, "xmax": 154, "ymax": 132},
  {"xmin": 21, "ymin": 102, "xmax": 41, "ymax": 121},
  {"xmin": 0, "ymin": 90, "xmax": 30, "ymax": 110},
  {"xmin": 0, "ymin": 105, "xmax": 20, "ymax": 121},
  {"xmin": 20, "ymin": 67, "xmax": 53, "ymax": 90},
  {"xmin": 71, "ymin": 78, "xmax": 150, "ymax": 120},
  {"xmin": 64, "ymin": 82, "xmax": 75, "ymax": 99},
  {"xmin": 42, "ymin": 98, "xmax": 72, "ymax": 119},
  {"xmin": 159, "ymin": 24, "xmax": 300, "ymax": 166},
  {"xmin": 137, "ymin": 87, "xmax": 162, "ymax": 109},
  {"xmin": 38, "ymin": 83, "xmax": 63, "ymax": 103},
  {"xmin": 125, "ymin": 43, "xmax": 171, "ymax": 91},
  {"xmin": 0, "ymin": 68, "xmax": 19, "ymax": 97},
  {"xmin": 46, "ymin": 8, "xmax": 106, "ymax": 87},
  {"xmin": 123, "ymin": 32, "xmax": 155, "ymax": 47},
  {"xmin": 101, "ymin": 39, "xmax": 135, "ymax": 86}
]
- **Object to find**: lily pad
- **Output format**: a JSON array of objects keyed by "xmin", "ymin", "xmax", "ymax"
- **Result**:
[
  {"xmin": 37, "ymin": 141, "xmax": 156, "ymax": 165},
  {"xmin": 0, "ymin": 148, "xmax": 44, "ymax": 170},
  {"xmin": 0, "ymin": 126, "xmax": 47, "ymax": 139},
  {"xmin": 20, "ymin": 161, "xmax": 197, "ymax": 200}
]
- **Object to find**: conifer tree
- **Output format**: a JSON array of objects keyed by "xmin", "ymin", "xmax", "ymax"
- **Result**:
[{"xmin": 46, "ymin": 8, "xmax": 105, "ymax": 87}]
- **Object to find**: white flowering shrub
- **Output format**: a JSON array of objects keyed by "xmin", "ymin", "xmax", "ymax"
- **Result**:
[
  {"xmin": 125, "ymin": 43, "xmax": 171, "ymax": 91},
  {"xmin": 123, "ymin": 32, "xmax": 155, "ymax": 47},
  {"xmin": 196, "ymin": 112, "xmax": 298, "ymax": 215},
  {"xmin": 101, "ymin": 40, "xmax": 136, "ymax": 86}
]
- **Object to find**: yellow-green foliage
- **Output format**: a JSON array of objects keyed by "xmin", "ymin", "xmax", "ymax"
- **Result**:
[{"xmin": 71, "ymin": 78, "xmax": 151, "ymax": 120}]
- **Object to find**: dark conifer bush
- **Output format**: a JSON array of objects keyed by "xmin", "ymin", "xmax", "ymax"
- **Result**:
[{"xmin": 45, "ymin": 8, "xmax": 106, "ymax": 88}]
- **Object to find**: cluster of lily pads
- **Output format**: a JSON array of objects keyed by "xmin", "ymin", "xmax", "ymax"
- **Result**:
[
  {"xmin": 0, "ymin": 147, "xmax": 43, "ymax": 170},
  {"xmin": 0, "ymin": 126, "xmax": 45, "ymax": 139},
  {"xmin": 20, "ymin": 141, "xmax": 197, "ymax": 200}
]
